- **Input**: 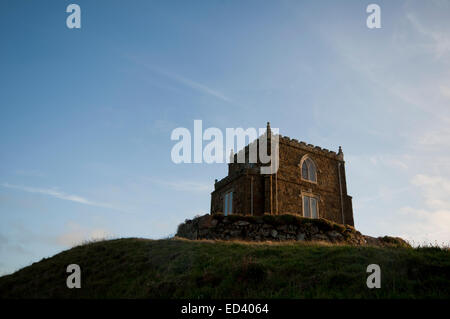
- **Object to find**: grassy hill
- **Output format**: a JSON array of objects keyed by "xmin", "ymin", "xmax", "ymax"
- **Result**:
[{"xmin": 0, "ymin": 238, "xmax": 449, "ymax": 298}]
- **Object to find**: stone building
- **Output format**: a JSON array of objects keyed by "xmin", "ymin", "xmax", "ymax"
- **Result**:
[{"xmin": 210, "ymin": 123, "xmax": 354, "ymax": 226}]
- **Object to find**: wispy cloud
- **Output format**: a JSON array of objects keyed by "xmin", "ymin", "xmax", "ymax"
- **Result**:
[
  {"xmin": 355, "ymin": 186, "xmax": 412, "ymax": 206},
  {"xmin": 1, "ymin": 183, "xmax": 120, "ymax": 210},
  {"xmin": 151, "ymin": 179, "xmax": 212, "ymax": 193},
  {"xmin": 127, "ymin": 55, "xmax": 234, "ymax": 103},
  {"xmin": 406, "ymin": 12, "xmax": 450, "ymax": 59},
  {"xmin": 368, "ymin": 155, "xmax": 410, "ymax": 170},
  {"xmin": 151, "ymin": 66, "xmax": 233, "ymax": 103}
]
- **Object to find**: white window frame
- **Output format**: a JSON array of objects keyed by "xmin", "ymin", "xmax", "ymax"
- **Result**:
[{"xmin": 302, "ymin": 193, "xmax": 319, "ymax": 219}]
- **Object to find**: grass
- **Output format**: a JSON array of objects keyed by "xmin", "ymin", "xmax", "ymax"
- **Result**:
[{"xmin": 0, "ymin": 238, "xmax": 449, "ymax": 298}]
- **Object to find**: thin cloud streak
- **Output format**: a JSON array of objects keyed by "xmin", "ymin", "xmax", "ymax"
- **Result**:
[
  {"xmin": 127, "ymin": 55, "xmax": 234, "ymax": 103},
  {"xmin": 150, "ymin": 179, "xmax": 212, "ymax": 193},
  {"xmin": 154, "ymin": 67, "xmax": 233, "ymax": 103},
  {"xmin": 1, "ymin": 183, "xmax": 120, "ymax": 211},
  {"xmin": 406, "ymin": 12, "xmax": 450, "ymax": 59}
]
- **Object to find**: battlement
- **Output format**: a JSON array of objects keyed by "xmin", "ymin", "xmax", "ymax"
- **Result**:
[
  {"xmin": 231, "ymin": 133, "xmax": 343, "ymax": 163},
  {"xmin": 278, "ymin": 135, "xmax": 342, "ymax": 160}
]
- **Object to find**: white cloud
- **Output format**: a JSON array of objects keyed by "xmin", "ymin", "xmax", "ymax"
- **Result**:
[
  {"xmin": 1, "ymin": 183, "xmax": 120, "ymax": 211},
  {"xmin": 397, "ymin": 174, "xmax": 450, "ymax": 244},
  {"xmin": 414, "ymin": 116, "xmax": 450, "ymax": 151},
  {"xmin": 368, "ymin": 155, "xmax": 409, "ymax": 170},
  {"xmin": 439, "ymin": 85, "xmax": 450, "ymax": 99},
  {"xmin": 356, "ymin": 186, "xmax": 411, "ymax": 206},
  {"xmin": 411, "ymin": 174, "xmax": 450, "ymax": 210},
  {"xmin": 399, "ymin": 207, "xmax": 450, "ymax": 245},
  {"xmin": 55, "ymin": 222, "xmax": 113, "ymax": 247}
]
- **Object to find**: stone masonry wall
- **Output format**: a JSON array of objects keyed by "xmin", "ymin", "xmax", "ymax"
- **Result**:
[
  {"xmin": 274, "ymin": 137, "xmax": 353, "ymax": 224},
  {"xmin": 176, "ymin": 214, "xmax": 410, "ymax": 247},
  {"xmin": 211, "ymin": 133, "xmax": 354, "ymax": 226}
]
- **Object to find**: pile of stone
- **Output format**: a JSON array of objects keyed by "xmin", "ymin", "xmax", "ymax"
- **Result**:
[{"xmin": 176, "ymin": 213, "xmax": 410, "ymax": 248}]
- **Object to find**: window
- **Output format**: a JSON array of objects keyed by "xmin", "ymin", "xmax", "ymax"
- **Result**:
[
  {"xmin": 303, "ymin": 195, "xmax": 318, "ymax": 219},
  {"xmin": 301, "ymin": 157, "xmax": 317, "ymax": 182},
  {"xmin": 223, "ymin": 191, "xmax": 233, "ymax": 216}
]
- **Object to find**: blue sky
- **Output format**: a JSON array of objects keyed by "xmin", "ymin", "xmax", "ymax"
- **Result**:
[{"xmin": 1, "ymin": 0, "xmax": 450, "ymax": 275}]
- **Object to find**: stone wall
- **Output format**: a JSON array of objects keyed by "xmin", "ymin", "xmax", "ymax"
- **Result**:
[
  {"xmin": 176, "ymin": 214, "xmax": 410, "ymax": 247},
  {"xmin": 275, "ymin": 137, "xmax": 353, "ymax": 225},
  {"xmin": 210, "ymin": 132, "xmax": 354, "ymax": 226}
]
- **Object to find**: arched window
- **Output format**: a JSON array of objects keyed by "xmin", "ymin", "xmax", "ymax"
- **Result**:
[{"xmin": 301, "ymin": 157, "xmax": 317, "ymax": 182}]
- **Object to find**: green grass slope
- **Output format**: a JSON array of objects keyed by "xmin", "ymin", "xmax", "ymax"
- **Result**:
[{"xmin": 0, "ymin": 238, "xmax": 449, "ymax": 298}]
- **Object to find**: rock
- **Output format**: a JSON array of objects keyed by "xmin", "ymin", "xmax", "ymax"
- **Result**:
[
  {"xmin": 234, "ymin": 221, "xmax": 250, "ymax": 226},
  {"xmin": 363, "ymin": 235, "xmax": 379, "ymax": 246},
  {"xmin": 327, "ymin": 230, "xmax": 343, "ymax": 242},
  {"xmin": 198, "ymin": 214, "xmax": 215, "ymax": 229},
  {"xmin": 310, "ymin": 225, "xmax": 319, "ymax": 235},
  {"xmin": 311, "ymin": 233, "xmax": 328, "ymax": 241},
  {"xmin": 175, "ymin": 214, "xmax": 408, "ymax": 247},
  {"xmin": 287, "ymin": 225, "xmax": 297, "ymax": 234},
  {"xmin": 199, "ymin": 229, "xmax": 210, "ymax": 237},
  {"xmin": 230, "ymin": 230, "xmax": 242, "ymax": 237}
]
